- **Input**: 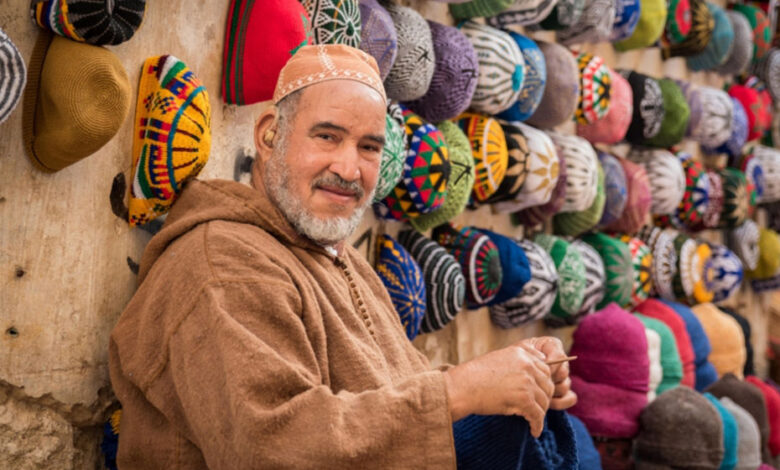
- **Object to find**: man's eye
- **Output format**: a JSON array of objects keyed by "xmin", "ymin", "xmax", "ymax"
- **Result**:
[
  {"xmin": 317, "ymin": 134, "xmax": 335, "ymax": 141},
  {"xmin": 363, "ymin": 145, "xmax": 382, "ymax": 153}
]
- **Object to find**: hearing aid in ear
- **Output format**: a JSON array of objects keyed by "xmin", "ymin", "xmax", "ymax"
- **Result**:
[{"xmin": 264, "ymin": 129, "xmax": 276, "ymax": 146}]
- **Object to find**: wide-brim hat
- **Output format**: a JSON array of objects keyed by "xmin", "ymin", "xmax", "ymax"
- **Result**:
[
  {"xmin": 0, "ymin": 28, "xmax": 25, "ymax": 125},
  {"xmin": 31, "ymin": 0, "xmax": 146, "ymax": 45}
]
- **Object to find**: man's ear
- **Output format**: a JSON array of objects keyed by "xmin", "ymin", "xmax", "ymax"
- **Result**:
[{"xmin": 254, "ymin": 105, "xmax": 279, "ymax": 163}]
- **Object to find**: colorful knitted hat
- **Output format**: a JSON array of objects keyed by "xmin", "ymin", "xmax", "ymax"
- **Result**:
[
  {"xmin": 222, "ymin": 0, "xmax": 312, "ymax": 105},
  {"xmin": 582, "ymin": 233, "xmax": 634, "ymax": 309},
  {"xmin": 727, "ymin": 219, "xmax": 760, "ymax": 271},
  {"xmin": 686, "ymin": 3, "xmax": 735, "ymax": 71},
  {"xmin": 662, "ymin": 0, "xmax": 713, "ymax": 57},
  {"xmin": 754, "ymin": 48, "xmax": 780, "ymax": 103},
  {"xmin": 358, "ymin": 0, "xmax": 397, "ymax": 80},
  {"xmin": 614, "ymin": 0, "xmax": 667, "ymax": 51},
  {"xmin": 672, "ymin": 153, "xmax": 710, "ymax": 230},
  {"xmin": 728, "ymin": 82, "xmax": 772, "ymax": 141},
  {"xmin": 627, "ymin": 148, "xmax": 686, "ymax": 216},
  {"xmin": 451, "ymin": 112, "xmax": 508, "ymax": 206},
  {"xmin": 553, "ymin": 163, "xmax": 605, "ymax": 237},
  {"xmin": 129, "ymin": 56, "xmax": 209, "ymax": 226},
  {"xmin": 745, "ymin": 377, "xmax": 780, "ymax": 458},
  {"xmin": 404, "ymin": 21, "xmax": 477, "ymax": 123},
  {"xmin": 536, "ymin": 0, "xmax": 585, "ymax": 30},
  {"xmin": 485, "ymin": 0, "xmax": 559, "ymax": 27},
  {"xmin": 301, "ymin": 0, "xmax": 361, "ymax": 48},
  {"xmin": 670, "ymin": 232, "xmax": 697, "ymax": 303},
  {"xmin": 663, "ymin": 0, "xmax": 692, "ymax": 46},
  {"xmin": 596, "ymin": 152, "xmax": 628, "ymax": 227},
  {"xmin": 635, "ymin": 387, "xmax": 725, "ymax": 469},
  {"xmin": 496, "ymin": 33, "xmax": 547, "ymax": 123},
  {"xmin": 547, "ymin": 131, "xmax": 599, "ymax": 213},
  {"xmin": 373, "ymin": 112, "xmax": 406, "ymax": 201},
  {"xmin": 31, "ymin": 0, "xmax": 146, "ymax": 45},
  {"xmin": 544, "ymin": 239, "xmax": 604, "ymax": 327},
  {"xmin": 662, "ymin": 299, "xmax": 719, "ymax": 390},
  {"xmin": 645, "ymin": 228, "xmax": 679, "ymax": 301},
  {"xmin": 719, "ymin": 307, "xmax": 755, "ymax": 377},
  {"xmin": 692, "ymin": 303, "xmax": 747, "ymax": 378},
  {"xmin": 751, "ymin": 144, "xmax": 780, "ymax": 203},
  {"xmin": 703, "ymin": 393, "xmax": 739, "ymax": 470},
  {"xmin": 0, "ymin": 29, "xmax": 25, "ymax": 125},
  {"xmin": 490, "ymin": 238, "xmax": 558, "ymax": 328},
  {"xmin": 747, "ymin": 228, "xmax": 780, "ymax": 279},
  {"xmin": 572, "ymin": 52, "xmax": 611, "ymax": 125},
  {"xmin": 449, "ymin": 0, "xmax": 515, "ymax": 20},
  {"xmin": 526, "ymin": 41, "xmax": 580, "ymax": 129},
  {"xmin": 611, "ymin": 0, "xmax": 641, "ymax": 41},
  {"xmin": 476, "ymin": 229, "xmax": 531, "ymax": 306},
  {"xmin": 480, "ymin": 122, "xmax": 530, "ymax": 205},
  {"xmin": 567, "ymin": 413, "xmax": 602, "ymax": 470},
  {"xmin": 643, "ymin": 78, "xmax": 690, "ymax": 148},
  {"xmin": 494, "ymin": 122, "xmax": 560, "ymax": 214},
  {"xmin": 720, "ymin": 397, "xmax": 763, "ymax": 470},
  {"xmin": 605, "ymin": 159, "xmax": 652, "ymax": 235},
  {"xmin": 397, "ymin": 229, "xmax": 465, "ymax": 333},
  {"xmin": 706, "ymin": 244, "xmax": 744, "ymax": 303},
  {"xmin": 622, "ymin": 71, "xmax": 664, "ymax": 144},
  {"xmin": 511, "ymin": 149, "xmax": 568, "ymax": 226},
  {"xmin": 732, "ymin": 4, "xmax": 771, "ymax": 62},
  {"xmin": 409, "ymin": 121, "xmax": 474, "ymax": 231},
  {"xmin": 534, "ymin": 234, "xmax": 586, "ymax": 322},
  {"xmin": 716, "ymin": 11, "xmax": 753, "ymax": 76},
  {"xmin": 720, "ymin": 168, "xmax": 752, "ymax": 228},
  {"xmin": 375, "ymin": 234, "xmax": 426, "ymax": 340},
  {"xmin": 383, "ymin": 4, "xmax": 434, "ymax": 102},
  {"xmin": 432, "ymin": 223, "xmax": 503, "ymax": 308},
  {"xmin": 681, "ymin": 83, "xmax": 734, "ymax": 149},
  {"xmin": 702, "ymin": 97, "xmax": 748, "ymax": 159},
  {"xmin": 635, "ymin": 298, "xmax": 696, "ymax": 388},
  {"xmin": 636, "ymin": 313, "xmax": 683, "ymax": 394},
  {"xmin": 557, "ymin": 0, "xmax": 615, "ymax": 45},
  {"xmin": 458, "ymin": 22, "xmax": 525, "ymax": 115},
  {"xmin": 620, "ymin": 236, "xmax": 653, "ymax": 307},
  {"xmin": 577, "ymin": 67, "xmax": 632, "ymax": 145},
  {"xmin": 23, "ymin": 34, "xmax": 131, "ymax": 173}
]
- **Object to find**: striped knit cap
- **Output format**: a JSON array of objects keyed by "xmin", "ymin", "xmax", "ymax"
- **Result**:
[
  {"xmin": 716, "ymin": 11, "xmax": 753, "ymax": 75},
  {"xmin": 0, "ymin": 28, "xmax": 25, "ymax": 124},
  {"xmin": 449, "ymin": 0, "xmax": 515, "ymax": 20},
  {"xmin": 732, "ymin": 4, "xmax": 771, "ymax": 62},
  {"xmin": 547, "ymin": 131, "xmax": 599, "ymax": 213},
  {"xmin": 458, "ymin": 21, "xmax": 525, "ymax": 115},
  {"xmin": 485, "ymin": 0, "xmax": 559, "ymax": 27},
  {"xmin": 686, "ymin": 3, "xmax": 734, "ymax": 71},
  {"xmin": 619, "ymin": 236, "xmax": 653, "ymax": 307},
  {"xmin": 680, "ymin": 83, "xmax": 734, "ymax": 149},
  {"xmin": 404, "ymin": 21, "xmax": 478, "ymax": 123},
  {"xmin": 375, "ymin": 234, "xmax": 426, "ymax": 340},
  {"xmin": 626, "ymin": 148, "xmax": 686, "ymax": 216},
  {"xmin": 535, "ymin": 233, "xmax": 586, "ymax": 322},
  {"xmin": 30, "ymin": 0, "xmax": 146, "ymax": 45},
  {"xmin": 301, "ymin": 0, "xmax": 361, "ymax": 47},
  {"xmin": 373, "ymin": 112, "xmax": 406, "ymax": 201},
  {"xmin": 496, "ymin": 33, "xmax": 547, "ymax": 123},
  {"xmin": 544, "ymin": 239, "xmax": 604, "ymax": 328},
  {"xmin": 573, "ymin": 52, "xmax": 611, "ymax": 125},
  {"xmin": 727, "ymin": 219, "xmax": 760, "ymax": 271},
  {"xmin": 383, "ymin": 4, "xmax": 434, "ymax": 102},
  {"xmin": 611, "ymin": 0, "xmax": 641, "ymax": 41},
  {"xmin": 596, "ymin": 152, "xmax": 628, "ymax": 228},
  {"xmin": 398, "ymin": 229, "xmax": 465, "ymax": 333},
  {"xmin": 557, "ymin": 0, "xmax": 615, "ymax": 45},
  {"xmin": 453, "ymin": 112, "xmax": 508, "ymax": 205},
  {"xmin": 527, "ymin": 41, "xmax": 580, "ymax": 129},
  {"xmin": 490, "ymin": 239, "xmax": 559, "ymax": 328},
  {"xmin": 707, "ymin": 244, "xmax": 744, "ymax": 303},
  {"xmin": 605, "ymin": 158, "xmax": 652, "ymax": 235},
  {"xmin": 358, "ymin": 0, "xmax": 397, "ymax": 80}
]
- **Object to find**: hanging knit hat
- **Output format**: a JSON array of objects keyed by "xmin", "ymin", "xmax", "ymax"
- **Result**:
[
  {"xmin": 627, "ymin": 148, "xmax": 686, "ymax": 216},
  {"xmin": 485, "ymin": 0, "xmax": 559, "ymax": 27},
  {"xmin": 596, "ymin": 152, "xmax": 628, "ymax": 228},
  {"xmin": 611, "ymin": 0, "xmax": 641, "ymax": 41},
  {"xmin": 458, "ymin": 21, "xmax": 525, "ymax": 115},
  {"xmin": 747, "ymin": 228, "xmax": 780, "ymax": 279},
  {"xmin": 732, "ymin": 4, "xmax": 772, "ymax": 63},
  {"xmin": 526, "ymin": 41, "xmax": 580, "ymax": 129},
  {"xmin": 496, "ymin": 33, "xmax": 547, "ymax": 123},
  {"xmin": 397, "ymin": 229, "xmax": 465, "ymax": 333},
  {"xmin": 567, "ymin": 413, "xmax": 602, "ymax": 470},
  {"xmin": 577, "ymin": 67, "xmax": 632, "ymax": 145},
  {"xmin": 703, "ymin": 97, "xmax": 748, "ymax": 159},
  {"xmin": 662, "ymin": 0, "xmax": 692, "ymax": 47},
  {"xmin": 636, "ymin": 313, "xmax": 684, "ymax": 394},
  {"xmin": 490, "ymin": 238, "xmax": 559, "ymax": 328},
  {"xmin": 553, "ymin": 163, "xmax": 605, "ymax": 237},
  {"xmin": 643, "ymin": 78, "xmax": 690, "ymax": 148},
  {"xmin": 635, "ymin": 298, "xmax": 696, "ymax": 388},
  {"xmin": 649, "ymin": 229, "xmax": 680, "ymax": 301},
  {"xmin": 409, "ymin": 122, "xmax": 474, "ymax": 231},
  {"xmin": 404, "ymin": 21, "xmax": 477, "ymax": 123},
  {"xmin": 704, "ymin": 393, "xmax": 739, "ymax": 470},
  {"xmin": 692, "ymin": 303, "xmax": 747, "ymax": 379},
  {"xmin": 545, "ymin": 240, "xmax": 605, "ymax": 328},
  {"xmin": 622, "ymin": 71, "xmax": 664, "ymax": 144},
  {"xmin": 452, "ymin": 112, "xmax": 508, "ymax": 205},
  {"xmin": 662, "ymin": 0, "xmax": 713, "ymax": 58},
  {"xmin": 375, "ymin": 234, "xmax": 426, "ymax": 340},
  {"xmin": 670, "ymin": 232, "xmax": 698, "ymax": 303},
  {"xmin": 373, "ymin": 112, "xmax": 406, "ymax": 201},
  {"xmin": 494, "ymin": 122, "xmax": 561, "ymax": 214},
  {"xmin": 557, "ymin": 0, "xmax": 615, "ymax": 45},
  {"xmin": 686, "ymin": 3, "xmax": 735, "ymax": 71},
  {"xmin": 681, "ymin": 83, "xmax": 734, "ymax": 149},
  {"xmin": 672, "ymin": 153, "xmax": 711, "ymax": 230},
  {"xmin": 719, "ymin": 307, "xmax": 755, "ymax": 377},
  {"xmin": 301, "ymin": 0, "xmax": 361, "ymax": 47},
  {"xmin": 511, "ymin": 150, "xmax": 568, "ymax": 226},
  {"xmin": 583, "ymin": 233, "xmax": 634, "ymax": 309},
  {"xmin": 23, "ymin": 34, "xmax": 131, "ymax": 173},
  {"xmin": 534, "ymin": 234, "xmax": 586, "ymax": 322},
  {"xmin": 745, "ymin": 377, "xmax": 780, "ymax": 458},
  {"xmin": 619, "ymin": 236, "xmax": 653, "ymax": 307},
  {"xmin": 692, "ymin": 241, "xmax": 716, "ymax": 304},
  {"xmin": 449, "ymin": 0, "xmax": 515, "ymax": 20},
  {"xmin": 727, "ymin": 219, "xmax": 760, "ymax": 271},
  {"xmin": 547, "ymin": 131, "xmax": 599, "ymax": 213},
  {"xmin": 480, "ymin": 122, "xmax": 530, "ymax": 205},
  {"xmin": 383, "ymin": 4, "xmax": 434, "ymax": 102},
  {"xmin": 720, "ymin": 168, "xmax": 752, "ymax": 228},
  {"xmin": 635, "ymin": 387, "xmax": 725, "ymax": 470},
  {"xmin": 128, "ymin": 56, "xmax": 209, "ymax": 226},
  {"xmin": 728, "ymin": 82, "xmax": 772, "ymax": 142},
  {"xmin": 358, "ymin": 0, "xmax": 397, "ymax": 80},
  {"xmin": 697, "ymin": 169, "xmax": 723, "ymax": 231},
  {"xmin": 605, "ymin": 159, "xmax": 652, "ymax": 235},
  {"xmin": 535, "ymin": 0, "xmax": 585, "ymax": 30},
  {"xmin": 432, "ymin": 223, "xmax": 503, "ymax": 308},
  {"xmin": 706, "ymin": 244, "xmax": 744, "ymax": 303},
  {"xmin": 720, "ymin": 397, "xmax": 763, "ymax": 470},
  {"xmin": 572, "ymin": 52, "xmax": 611, "ymax": 125},
  {"xmin": 614, "ymin": 0, "xmax": 667, "ymax": 51},
  {"xmin": 475, "ymin": 229, "xmax": 531, "ymax": 306},
  {"xmin": 754, "ymin": 48, "xmax": 780, "ymax": 103},
  {"xmin": 30, "ymin": 0, "xmax": 146, "ymax": 45},
  {"xmin": 750, "ymin": 144, "xmax": 780, "ymax": 203},
  {"xmin": 716, "ymin": 11, "xmax": 754, "ymax": 76},
  {"xmin": 0, "ymin": 29, "xmax": 25, "ymax": 125}
]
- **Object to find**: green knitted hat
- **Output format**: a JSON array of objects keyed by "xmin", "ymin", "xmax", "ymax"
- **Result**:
[
  {"xmin": 644, "ymin": 79, "xmax": 690, "ymax": 148},
  {"xmin": 582, "ymin": 232, "xmax": 634, "ymax": 309},
  {"xmin": 534, "ymin": 234, "xmax": 586, "ymax": 322},
  {"xmin": 553, "ymin": 163, "xmax": 605, "ymax": 237},
  {"xmin": 614, "ymin": 0, "xmax": 667, "ymax": 51},
  {"xmin": 374, "ymin": 112, "xmax": 406, "ymax": 201},
  {"xmin": 410, "ymin": 121, "xmax": 475, "ymax": 232},
  {"xmin": 450, "ymin": 0, "xmax": 514, "ymax": 20},
  {"xmin": 746, "ymin": 228, "xmax": 780, "ymax": 279},
  {"xmin": 635, "ymin": 313, "xmax": 684, "ymax": 393}
]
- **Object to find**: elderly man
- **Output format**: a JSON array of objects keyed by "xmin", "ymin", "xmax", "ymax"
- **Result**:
[{"xmin": 109, "ymin": 45, "xmax": 575, "ymax": 469}]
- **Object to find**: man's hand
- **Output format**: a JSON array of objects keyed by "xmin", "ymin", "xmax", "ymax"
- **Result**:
[
  {"xmin": 521, "ymin": 337, "xmax": 577, "ymax": 411},
  {"xmin": 443, "ymin": 344, "xmax": 555, "ymax": 438}
]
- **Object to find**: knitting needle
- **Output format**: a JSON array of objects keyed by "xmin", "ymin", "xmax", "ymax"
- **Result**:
[{"xmin": 544, "ymin": 355, "xmax": 577, "ymax": 366}]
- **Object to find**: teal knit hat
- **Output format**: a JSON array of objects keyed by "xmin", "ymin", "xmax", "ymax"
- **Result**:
[
  {"xmin": 704, "ymin": 393, "xmax": 739, "ymax": 470},
  {"xmin": 635, "ymin": 313, "xmax": 683, "ymax": 394},
  {"xmin": 686, "ymin": 3, "xmax": 735, "ymax": 71},
  {"xmin": 643, "ymin": 78, "xmax": 690, "ymax": 148},
  {"xmin": 582, "ymin": 232, "xmax": 634, "ymax": 309},
  {"xmin": 374, "ymin": 112, "xmax": 406, "ymax": 201},
  {"xmin": 534, "ymin": 233, "xmax": 586, "ymax": 323}
]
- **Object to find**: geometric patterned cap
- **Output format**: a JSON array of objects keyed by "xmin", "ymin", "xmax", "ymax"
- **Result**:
[
  {"xmin": 618, "ymin": 235, "xmax": 653, "ymax": 308},
  {"xmin": 719, "ymin": 168, "xmax": 752, "ymax": 229},
  {"xmin": 553, "ymin": 162, "xmax": 606, "ymax": 237},
  {"xmin": 31, "ymin": 0, "xmax": 147, "ymax": 45},
  {"xmin": 480, "ymin": 122, "xmax": 530, "ymax": 205},
  {"xmin": 453, "ymin": 112, "xmax": 509, "ymax": 205},
  {"xmin": 707, "ymin": 243, "xmax": 744, "ymax": 303},
  {"xmin": 573, "ymin": 52, "xmax": 612, "ymax": 125},
  {"xmin": 627, "ymin": 148, "xmax": 686, "ymax": 216},
  {"xmin": 383, "ymin": 4, "xmax": 435, "ymax": 102},
  {"xmin": 544, "ymin": 239, "xmax": 605, "ymax": 328},
  {"xmin": 576, "ymin": 66, "xmax": 633, "ymax": 145},
  {"xmin": 682, "ymin": 83, "xmax": 734, "ymax": 149},
  {"xmin": 547, "ymin": 131, "xmax": 599, "ymax": 213},
  {"xmin": 726, "ymin": 219, "xmax": 760, "ymax": 272},
  {"xmin": 534, "ymin": 233, "xmax": 586, "ymax": 323},
  {"xmin": 375, "ymin": 234, "xmax": 426, "ymax": 340},
  {"xmin": 301, "ymin": 0, "xmax": 362, "ymax": 48},
  {"xmin": 622, "ymin": 70, "xmax": 664, "ymax": 144},
  {"xmin": 702, "ymin": 96, "xmax": 748, "ymax": 159},
  {"xmin": 496, "ymin": 32, "xmax": 547, "ymax": 123},
  {"xmin": 643, "ymin": 78, "xmax": 690, "ymax": 148},
  {"xmin": 0, "ymin": 28, "xmax": 25, "ymax": 125},
  {"xmin": 731, "ymin": 4, "xmax": 771, "ymax": 62},
  {"xmin": 582, "ymin": 232, "xmax": 634, "ymax": 310},
  {"xmin": 373, "ymin": 112, "xmax": 406, "ymax": 201},
  {"xmin": 614, "ymin": 0, "xmax": 667, "ymax": 51}
]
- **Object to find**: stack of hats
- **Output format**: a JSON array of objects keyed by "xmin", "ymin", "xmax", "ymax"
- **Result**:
[
  {"xmin": 635, "ymin": 313, "xmax": 684, "ymax": 395},
  {"xmin": 375, "ymin": 234, "xmax": 426, "ymax": 340},
  {"xmin": 731, "ymin": 4, "xmax": 771, "ymax": 63},
  {"xmin": 719, "ymin": 307, "xmax": 755, "ymax": 377},
  {"xmin": 661, "ymin": 0, "xmax": 713, "ymax": 59},
  {"xmin": 716, "ymin": 10, "xmax": 753, "ymax": 76},
  {"xmin": 702, "ymin": 97, "xmax": 748, "ymax": 159},
  {"xmin": 635, "ymin": 298, "xmax": 696, "ymax": 388},
  {"xmin": 620, "ymin": 235, "xmax": 654, "ymax": 307},
  {"xmin": 679, "ymin": 82, "xmax": 734, "ymax": 149},
  {"xmin": 546, "ymin": 132, "xmax": 600, "ymax": 215},
  {"xmin": 720, "ymin": 396, "xmax": 763, "ymax": 470},
  {"xmin": 728, "ymin": 81, "xmax": 772, "ymax": 142},
  {"xmin": 662, "ymin": 299, "xmax": 719, "ymax": 391}
]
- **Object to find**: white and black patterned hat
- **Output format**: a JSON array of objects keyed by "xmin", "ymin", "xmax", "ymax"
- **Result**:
[
  {"xmin": 0, "ymin": 28, "xmax": 25, "ymax": 125},
  {"xmin": 727, "ymin": 219, "xmax": 760, "ymax": 272},
  {"xmin": 485, "ymin": 0, "xmax": 560, "ymax": 28},
  {"xmin": 383, "ymin": 4, "xmax": 435, "ymax": 102},
  {"xmin": 547, "ymin": 131, "xmax": 599, "ymax": 213},
  {"xmin": 627, "ymin": 147, "xmax": 686, "ymax": 215},
  {"xmin": 545, "ymin": 239, "xmax": 604, "ymax": 327}
]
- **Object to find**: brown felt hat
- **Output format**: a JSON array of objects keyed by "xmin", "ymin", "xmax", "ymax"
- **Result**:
[{"xmin": 22, "ymin": 32, "xmax": 131, "ymax": 172}]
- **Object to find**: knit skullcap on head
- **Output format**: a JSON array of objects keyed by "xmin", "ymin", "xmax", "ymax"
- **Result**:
[
  {"xmin": 547, "ymin": 131, "xmax": 599, "ymax": 213},
  {"xmin": 496, "ymin": 33, "xmax": 547, "ymax": 123},
  {"xmin": 663, "ymin": 0, "xmax": 692, "ymax": 46},
  {"xmin": 643, "ymin": 78, "xmax": 689, "ymax": 148},
  {"xmin": 397, "ymin": 229, "xmax": 465, "ymax": 333},
  {"xmin": 716, "ymin": 11, "xmax": 753, "ymax": 76},
  {"xmin": 534, "ymin": 234, "xmax": 586, "ymax": 322},
  {"xmin": 404, "ymin": 21, "xmax": 477, "ymax": 123},
  {"xmin": 753, "ymin": 49, "xmax": 780, "ymax": 103},
  {"xmin": 301, "ymin": 0, "xmax": 361, "ymax": 48},
  {"xmin": 728, "ymin": 82, "xmax": 772, "ymax": 142},
  {"xmin": 480, "ymin": 122, "xmax": 530, "ymax": 205},
  {"xmin": 596, "ymin": 152, "xmax": 628, "ymax": 228},
  {"xmin": 727, "ymin": 219, "xmax": 760, "ymax": 271},
  {"xmin": 557, "ymin": 0, "xmax": 615, "ymax": 45},
  {"xmin": 375, "ymin": 234, "xmax": 426, "ymax": 340},
  {"xmin": 636, "ymin": 314, "xmax": 683, "ymax": 394},
  {"xmin": 577, "ymin": 67, "xmax": 632, "ymax": 145},
  {"xmin": 720, "ymin": 167, "xmax": 753, "ymax": 228},
  {"xmin": 432, "ymin": 223, "xmax": 503, "ymax": 308},
  {"xmin": 452, "ymin": 112, "xmax": 508, "ymax": 205},
  {"xmin": 686, "ymin": 3, "xmax": 735, "ymax": 71},
  {"xmin": 449, "ymin": 0, "xmax": 515, "ymax": 20},
  {"xmin": 614, "ymin": 0, "xmax": 667, "ymax": 51},
  {"xmin": 703, "ymin": 97, "xmax": 748, "ymax": 159},
  {"xmin": 611, "ymin": 0, "xmax": 641, "ymax": 41},
  {"xmin": 373, "ymin": 112, "xmax": 406, "ymax": 201},
  {"xmin": 662, "ymin": 0, "xmax": 713, "ymax": 58},
  {"xmin": 680, "ymin": 83, "xmax": 734, "ymax": 149},
  {"xmin": 458, "ymin": 21, "xmax": 525, "ymax": 115},
  {"xmin": 485, "ymin": 0, "xmax": 560, "ymax": 27},
  {"xmin": 622, "ymin": 71, "xmax": 664, "ymax": 144},
  {"xmin": 706, "ymin": 243, "xmax": 744, "ymax": 303},
  {"xmin": 572, "ymin": 52, "xmax": 612, "ymax": 125},
  {"xmin": 553, "ymin": 163, "xmax": 605, "ymax": 237},
  {"xmin": 526, "ymin": 41, "xmax": 580, "ymax": 129},
  {"xmin": 635, "ymin": 298, "xmax": 696, "ymax": 388},
  {"xmin": 692, "ymin": 303, "xmax": 747, "ymax": 379},
  {"xmin": 627, "ymin": 148, "xmax": 686, "ymax": 216},
  {"xmin": 747, "ymin": 228, "xmax": 780, "ymax": 280},
  {"xmin": 544, "ymin": 239, "xmax": 604, "ymax": 327},
  {"xmin": 511, "ymin": 149, "xmax": 568, "ymax": 226},
  {"xmin": 476, "ymin": 229, "xmax": 531, "ymax": 306},
  {"xmin": 409, "ymin": 121, "xmax": 474, "ymax": 231},
  {"xmin": 490, "ymin": 238, "xmax": 559, "ymax": 328},
  {"xmin": 720, "ymin": 397, "xmax": 763, "ymax": 470},
  {"xmin": 703, "ymin": 393, "xmax": 739, "ymax": 470},
  {"xmin": 30, "ymin": 0, "xmax": 146, "ymax": 45},
  {"xmin": 0, "ymin": 29, "xmax": 25, "ymax": 124},
  {"xmin": 358, "ymin": 0, "xmax": 397, "ymax": 80},
  {"xmin": 732, "ymin": 4, "xmax": 771, "ymax": 62},
  {"xmin": 605, "ymin": 159, "xmax": 652, "ymax": 235},
  {"xmin": 383, "ymin": 4, "xmax": 434, "ymax": 102},
  {"xmin": 582, "ymin": 233, "xmax": 634, "ymax": 309},
  {"xmin": 635, "ymin": 387, "xmax": 725, "ymax": 469}
]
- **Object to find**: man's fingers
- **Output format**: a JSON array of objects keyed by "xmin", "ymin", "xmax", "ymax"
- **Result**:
[
  {"xmin": 551, "ymin": 361, "xmax": 569, "ymax": 383},
  {"xmin": 553, "ymin": 377, "xmax": 571, "ymax": 398},
  {"xmin": 550, "ymin": 391, "xmax": 578, "ymax": 411},
  {"xmin": 523, "ymin": 402, "xmax": 547, "ymax": 438}
]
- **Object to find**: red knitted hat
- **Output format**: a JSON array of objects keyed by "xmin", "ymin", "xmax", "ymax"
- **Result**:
[
  {"xmin": 746, "ymin": 376, "xmax": 780, "ymax": 458},
  {"xmin": 634, "ymin": 298, "xmax": 696, "ymax": 388}
]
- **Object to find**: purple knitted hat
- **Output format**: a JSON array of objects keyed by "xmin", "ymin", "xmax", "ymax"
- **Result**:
[
  {"xmin": 569, "ymin": 375, "xmax": 649, "ymax": 438},
  {"xmin": 404, "ymin": 21, "xmax": 478, "ymax": 123},
  {"xmin": 358, "ymin": 0, "xmax": 398, "ymax": 80}
]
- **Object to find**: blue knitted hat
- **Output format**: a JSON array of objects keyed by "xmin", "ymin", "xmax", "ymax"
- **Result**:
[
  {"xmin": 521, "ymin": 411, "xmax": 578, "ymax": 470},
  {"xmin": 567, "ymin": 412, "xmax": 602, "ymax": 470},
  {"xmin": 375, "ymin": 234, "xmax": 426, "ymax": 340},
  {"xmin": 704, "ymin": 393, "xmax": 739, "ymax": 470},
  {"xmin": 477, "ymin": 229, "xmax": 531, "ymax": 306},
  {"xmin": 497, "ymin": 32, "xmax": 547, "ymax": 123},
  {"xmin": 597, "ymin": 152, "xmax": 628, "ymax": 228},
  {"xmin": 660, "ymin": 299, "xmax": 719, "ymax": 391},
  {"xmin": 453, "ymin": 414, "xmax": 530, "ymax": 470}
]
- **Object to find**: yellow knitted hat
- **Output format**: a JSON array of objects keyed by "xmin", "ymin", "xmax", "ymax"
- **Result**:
[
  {"xmin": 692, "ymin": 303, "xmax": 747, "ymax": 379},
  {"xmin": 747, "ymin": 228, "xmax": 780, "ymax": 279}
]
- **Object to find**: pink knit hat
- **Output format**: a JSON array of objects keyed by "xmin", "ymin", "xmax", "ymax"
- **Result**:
[
  {"xmin": 577, "ymin": 67, "xmax": 633, "ymax": 145},
  {"xmin": 569, "ymin": 375, "xmax": 649, "ymax": 438},
  {"xmin": 604, "ymin": 159, "xmax": 652, "ymax": 235}
]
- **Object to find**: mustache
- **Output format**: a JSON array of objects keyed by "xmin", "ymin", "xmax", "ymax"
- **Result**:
[{"xmin": 312, "ymin": 173, "xmax": 365, "ymax": 200}]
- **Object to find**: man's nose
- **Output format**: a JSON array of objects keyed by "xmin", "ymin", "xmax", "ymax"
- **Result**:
[{"xmin": 328, "ymin": 146, "xmax": 362, "ymax": 182}]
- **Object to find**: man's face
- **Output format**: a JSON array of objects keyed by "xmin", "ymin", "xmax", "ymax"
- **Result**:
[{"xmin": 262, "ymin": 80, "xmax": 386, "ymax": 246}]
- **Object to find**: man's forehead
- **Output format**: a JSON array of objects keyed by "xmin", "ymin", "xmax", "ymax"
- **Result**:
[{"xmin": 296, "ymin": 81, "xmax": 386, "ymax": 132}]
